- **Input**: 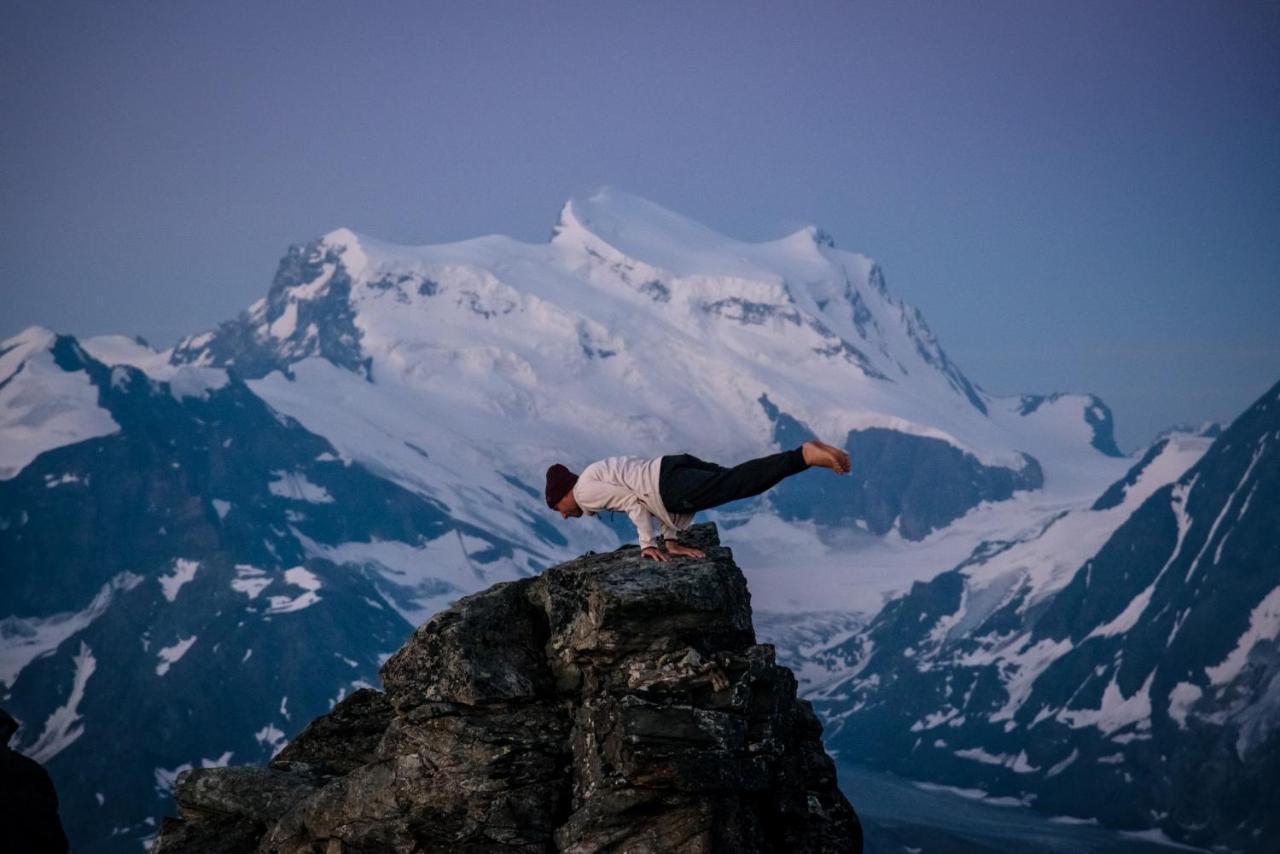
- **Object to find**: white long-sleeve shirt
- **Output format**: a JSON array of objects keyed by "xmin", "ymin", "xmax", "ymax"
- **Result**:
[{"xmin": 572, "ymin": 455, "xmax": 695, "ymax": 549}]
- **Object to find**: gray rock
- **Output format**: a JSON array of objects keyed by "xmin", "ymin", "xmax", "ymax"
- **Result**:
[
  {"xmin": 381, "ymin": 578, "xmax": 554, "ymax": 710},
  {"xmin": 270, "ymin": 688, "xmax": 391, "ymax": 775},
  {"xmin": 152, "ymin": 766, "xmax": 328, "ymax": 854},
  {"xmin": 173, "ymin": 766, "xmax": 327, "ymax": 825},
  {"xmin": 153, "ymin": 523, "xmax": 861, "ymax": 853}
]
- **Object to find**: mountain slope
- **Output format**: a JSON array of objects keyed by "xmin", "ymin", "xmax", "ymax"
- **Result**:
[
  {"xmin": 811, "ymin": 379, "xmax": 1280, "ymax": 851},
  {"xmin": 0, "ymin": 334, "xmax": 572, "ymax": 852},
  {"xmin": 0, "ymin": 327, "xmax": 120, "ymax": 480}
]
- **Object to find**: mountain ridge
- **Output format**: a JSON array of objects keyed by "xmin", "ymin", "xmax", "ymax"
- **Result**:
[
  {"xmin": 802, "ymin": 379, "xmax": 1280, "ymax": 851},
  {"xmin": 0, "ymin": 191, "xmax": 1154, "ymax": 851}
]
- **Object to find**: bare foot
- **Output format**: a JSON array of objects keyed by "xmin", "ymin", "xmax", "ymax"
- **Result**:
[{"xmin": 802, "ymin": 440, "xmax": 851, "ymax": 475}]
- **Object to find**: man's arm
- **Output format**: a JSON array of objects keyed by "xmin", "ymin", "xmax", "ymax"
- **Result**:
[
  {"xmin": 575, "ymin": 476, "xmax": 669, "ymax": 561},
  {"xmin": 630, "ymin": 507, "xmax": 678, "ymax": 562},
  {"xmin": 628, "ymin": 505, "xmax": 658, "ymax": 550}
]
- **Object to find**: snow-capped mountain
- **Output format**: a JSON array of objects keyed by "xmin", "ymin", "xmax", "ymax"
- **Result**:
[
  {"xmin": 0, "ymin": 331, "xmax": 529, "ymax": 849},
  {"xmin": 806, "ymin": 380, "xmax": 1280, "ymax": 851},
  {"xmin": 162, "ymin": 188, "xmax": 1126, "ymax": 610},
  {"xmin": 2, "ymin": 188, "xmax": 1189, "ymax": 851}
]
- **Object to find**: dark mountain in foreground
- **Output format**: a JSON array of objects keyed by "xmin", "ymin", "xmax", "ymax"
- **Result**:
[
  {"xmin": 153, "ymin": 524, "xmax": 861, "ymax": 853},
  {"xmin": 811, "ymin": 379, "xmax": 1280, "ymax": 852}
]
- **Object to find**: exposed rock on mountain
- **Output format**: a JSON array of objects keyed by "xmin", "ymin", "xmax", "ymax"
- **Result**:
[
  {"xmin": 170, "ymin": 240, "xmax": 370, "ymax": 382},
  {"xmin": 809, "ymin": 379, "xmax": 1280, "ymax": 851},
  {"xmin": 154, "ymin": 524, "xmax": 861, "ymax": 853}
]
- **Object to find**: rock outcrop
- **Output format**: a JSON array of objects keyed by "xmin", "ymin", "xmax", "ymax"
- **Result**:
[{"xmin": 153, "ymin": 524, "xmax": 861, "ymax": 853}]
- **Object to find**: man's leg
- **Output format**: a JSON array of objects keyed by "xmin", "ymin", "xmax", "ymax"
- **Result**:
[
  {"xmin": 660, "ymin": 448, "xmax": 810, "ymax": 514},
  {"xmin": 658, "ymin": 454, "xmax": 722, "ymax": 514}
]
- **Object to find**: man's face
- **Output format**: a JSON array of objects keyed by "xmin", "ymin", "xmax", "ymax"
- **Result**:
[{"xmin": 555, "ymin": 491, "xmax": 582, "ymax": 519}]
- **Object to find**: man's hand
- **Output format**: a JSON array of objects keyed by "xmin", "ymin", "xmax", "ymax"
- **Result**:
[
  {"xmin": 665, "ymin": 541, "xmax": 705, "ymax": 559},
  {"xmin": 641, "ymin": 546, "xmax": 670, "ymax": 562}
]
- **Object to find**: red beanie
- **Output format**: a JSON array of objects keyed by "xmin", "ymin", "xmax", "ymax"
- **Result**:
[{"xmin": 545, "ymin": 464, "xmax": 579, "ymax": 508}]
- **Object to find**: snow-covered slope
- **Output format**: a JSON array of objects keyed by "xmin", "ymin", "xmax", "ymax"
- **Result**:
[
  {"xmin": 0, "ymin": 328, "xmax": 119, "ymax": 479},
  {"xmin": 803, "ymin": 381, "xmax": 1280, "ymax": 851}
]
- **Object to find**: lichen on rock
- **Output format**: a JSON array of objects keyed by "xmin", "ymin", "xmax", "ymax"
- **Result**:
[{"xmin": 154, "ymin": 523, "xmax": 862, "ymax": 853}]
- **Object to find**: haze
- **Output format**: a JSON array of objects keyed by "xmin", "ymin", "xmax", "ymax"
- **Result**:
[{"xmin": 2, "ymin": 0, "xmax": 1277, "ymax": 449}]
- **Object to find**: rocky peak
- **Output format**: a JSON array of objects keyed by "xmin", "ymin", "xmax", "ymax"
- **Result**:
[
  {"xmin": 169, "ymin": 237, "xmax": 371, "ymax": 382},
  {"xmin": 153, "ymin": 524, "xmax": 862, "ymax": 853}
]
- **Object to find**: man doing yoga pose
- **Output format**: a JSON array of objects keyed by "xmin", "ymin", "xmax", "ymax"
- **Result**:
[{"xmin": 544, "ymin": 441, "xmax": 851, "ymax": 562}]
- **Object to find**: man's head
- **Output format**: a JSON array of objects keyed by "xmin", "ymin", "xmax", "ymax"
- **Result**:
[{"xmin": 545, "ymin": 464, "xmax": 581, "ymax": 519}]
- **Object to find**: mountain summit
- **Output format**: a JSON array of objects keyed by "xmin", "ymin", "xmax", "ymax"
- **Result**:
[{"xmin": 173, "ymin": 185, "xmax": 1008, "ymax": 432}]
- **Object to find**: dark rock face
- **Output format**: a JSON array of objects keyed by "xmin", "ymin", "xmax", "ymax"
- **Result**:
[
  {"xmin": 154, "ymin": 524, "xmax": 861, "ymax": 853},
  {"xmin": 271, "ymin": 689, "xmax": 391, "ymax": 776},
  {"xmin": 760, "ymin": 396, "xmax": 1042, "ymax": 540}
]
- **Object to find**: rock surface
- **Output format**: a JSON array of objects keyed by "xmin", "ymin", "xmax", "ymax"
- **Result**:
[{"xmin": 153, "ymin": 524, "xmax": 861, "ymax": 852}]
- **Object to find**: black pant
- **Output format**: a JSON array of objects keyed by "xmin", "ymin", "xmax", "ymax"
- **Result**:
[{"xmin": 658, "ymin": 448, "xmax": 809, "ymax": 515}]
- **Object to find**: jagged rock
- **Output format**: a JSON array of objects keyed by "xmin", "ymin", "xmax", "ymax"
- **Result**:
[
  {"xmin": 153, "ymin": 766, "xmax": 328, "ymax": 853},
  {"xmin": 382, "ymin": 579, "xmax": 555, "ymax": 708},
  {"xmin": 270, "ymin": 689, "xmax": 391, "ymax": 776},
  {"xmin": 153, "ymin": 524, "xmax": 861, "ymax": 853}
]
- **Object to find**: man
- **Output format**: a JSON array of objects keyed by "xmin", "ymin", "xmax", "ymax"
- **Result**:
[
  {"xmin": 545, "ymin": 441, "xmax": 851, "ymax": 562},
  {"xmin": 0, "ymin": 708, "xmax": 70, "ymax": 853}
]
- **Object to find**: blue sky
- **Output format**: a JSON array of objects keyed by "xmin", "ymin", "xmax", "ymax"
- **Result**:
[{"xmin": 2, "ymin": 0, "xmax": 1277, "ymax": 449}]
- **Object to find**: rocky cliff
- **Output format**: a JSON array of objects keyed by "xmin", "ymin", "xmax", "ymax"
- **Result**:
[{"xmin": 152, "ymin": 524, "xmax": 861, "ymax": 853}]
